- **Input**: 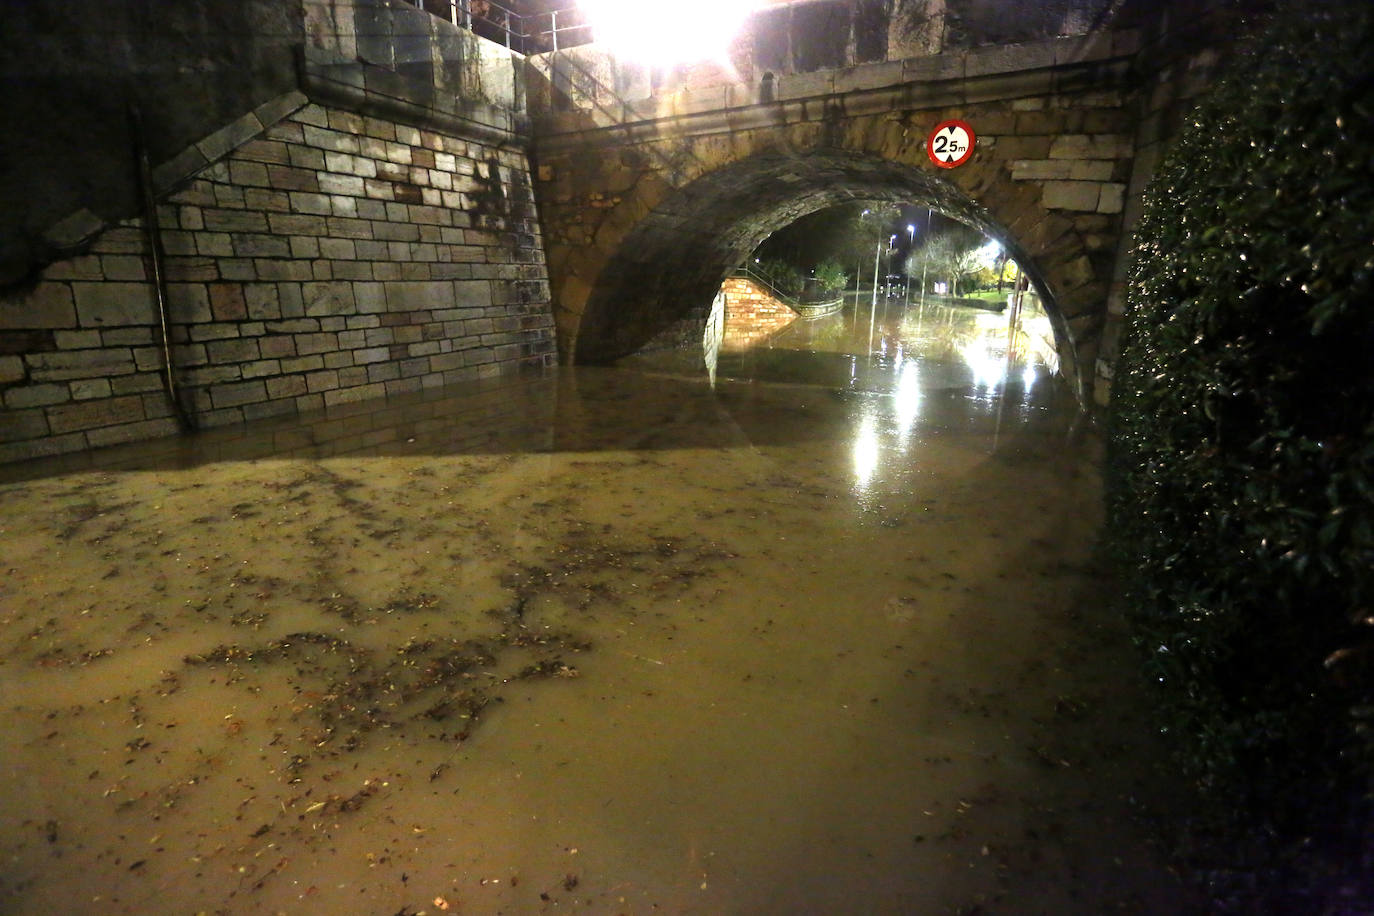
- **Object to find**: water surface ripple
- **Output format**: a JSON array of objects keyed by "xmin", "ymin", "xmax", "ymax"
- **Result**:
[{"xmin": 0, "ymin": 303, "xmax": 1196, "ymax": 914}]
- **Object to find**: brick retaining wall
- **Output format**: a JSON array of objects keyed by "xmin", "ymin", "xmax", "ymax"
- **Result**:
[
  {"xmin": 721, "ymin": 277, "xmax": 798, "ymax": 350},
  {"xmin": 0, "ymin": 101, "xmax": 555, "ymax": 463}
]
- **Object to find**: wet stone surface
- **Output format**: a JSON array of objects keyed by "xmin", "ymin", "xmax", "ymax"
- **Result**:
[{"xmin": 0, "ymin": 302, "xmax": 1198, "ymax": 914}]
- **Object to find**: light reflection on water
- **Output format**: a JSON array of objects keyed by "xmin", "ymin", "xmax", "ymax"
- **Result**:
[
  {"xmin": 716, "ymin": 298, "xmax": 1061, "ymax": 494},
  {"xmin": 851, "ymin": 409, "xmax": 881, "ymax": 495},
  {"xmin": 0, "ymin": 303, "xmax": 1196, "ymax": 915},
  {"xmin": 893, "ymin": 358, "xmax": 922, "ymax": 443}
]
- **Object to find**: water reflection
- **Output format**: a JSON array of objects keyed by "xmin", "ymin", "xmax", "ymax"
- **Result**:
[
  {"xmin": 720, "ymin": 296, "xmax": 1054, "ymax": 395},
  {"xmin": 0, "ymin": 295, "xmax": 1191, "ymax": 915},
  {"xmin": 852, "ymin": 409, "xmax": 881, "ymax": 494},
  {"xmin": 718, "ymin": 295, "xmax": 1064, "ymax": 493},
  {"xmin": 893, "ymin": 358, "xmax": 922, "ymax": 442},
  {"xmin": 962, "ymin": 340, "xmax": 1007, "ymax": 391}
]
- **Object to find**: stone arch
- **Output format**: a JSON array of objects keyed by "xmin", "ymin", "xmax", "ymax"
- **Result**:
[{"xmin": 570, "ymin": 146, "xmax": 1100, "ymax": 400}]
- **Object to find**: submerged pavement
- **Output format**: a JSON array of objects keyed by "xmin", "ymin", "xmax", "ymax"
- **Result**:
[{"xmin": 0, "ymin": 302, "xmax": 1198, "ymax": 914}]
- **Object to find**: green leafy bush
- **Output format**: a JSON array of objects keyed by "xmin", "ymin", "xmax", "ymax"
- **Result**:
[
  {"xmin": 813, "ymin": 258, "xmax": 848, "ymax": 294},
  {"xmin": 1107, "ymin": 4, "xmax": 1374, "ymax": 906},
  {"xmin": 754, "ymin": 257, "xmax": 804, "ymax": 297}
]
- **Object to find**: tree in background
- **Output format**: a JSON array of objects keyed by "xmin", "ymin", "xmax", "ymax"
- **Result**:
[
  {"xmin": 840, "ymin": 203, "xmax": 902, "ymax": 290},
  {"xmin": 906, "ymin": 225, "xmax": 984, "ymax": 296},
  {"xmin": 752, "ymin": 258, "xmax": 805, "ymax": 298},
  {"xmin": 812, "ymin": 258, "xmax": 848, "ymax": 294}
]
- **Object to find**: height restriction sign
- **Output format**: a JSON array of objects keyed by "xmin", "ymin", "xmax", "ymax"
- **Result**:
[{"xmin": 927, "ymin": 120, "xmax": 975, "ymax": 168}]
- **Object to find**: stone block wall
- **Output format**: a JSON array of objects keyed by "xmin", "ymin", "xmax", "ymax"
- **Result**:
[
  {"xmin": 0, "ymin": 100, "xmax": 555, "ymax": 464},
  {"xmin": 1092, "ymin": 0, "xmax": 1256, "ymax": 404},
  {"xmin": 527, "ymin": 0, "xmax": 1146, "ymax": 118}
]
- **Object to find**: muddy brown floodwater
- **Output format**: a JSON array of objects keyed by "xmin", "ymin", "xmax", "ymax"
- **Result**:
[{"xmin": 0, "ymin": 300, "xmax": 1200, "ymax": 915}]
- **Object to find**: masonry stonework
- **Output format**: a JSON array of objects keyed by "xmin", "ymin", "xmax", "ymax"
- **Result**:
[
  {"xmin": 0, "ymin": 100, "xmax": 554, "ymax": 463},
  {"xmin": 1094, "ymin": 17, "xmax": 1238, "ymax": 403},
  {"xmin": 530, "ymin": 30, "xmax": 1143, "ymax": 401},
  {"xmin": 524, "ymin": 0, "xmax": 1256, "ymax": 406},
  {"xmin": 0, "ymin": 0, "xmax": 1260, "ymax": 462}
]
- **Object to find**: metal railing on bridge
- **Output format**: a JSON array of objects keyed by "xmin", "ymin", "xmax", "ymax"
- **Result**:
[
  {"xmin": 730, "ymin": 266, "xmax": 801, "ymax": 309},
  {"xmin": 399, "ymin": 0, "xmax": 594, "ymax": 54}
]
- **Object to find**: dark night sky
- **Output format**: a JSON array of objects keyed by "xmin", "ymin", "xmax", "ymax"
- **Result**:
[{"xmin": 752, "ymin": 202, "xmax": 972, "ymax": 271}]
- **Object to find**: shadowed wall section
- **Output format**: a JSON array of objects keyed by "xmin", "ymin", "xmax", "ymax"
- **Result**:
[{"xmin": 0, "ymin": 0, "xmax": 555, "ymax": 463}]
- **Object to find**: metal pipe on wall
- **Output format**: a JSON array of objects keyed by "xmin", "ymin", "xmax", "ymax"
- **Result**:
[{"xmin": 129, "ymin": 102, "xmax": 196, "ymax": 433}]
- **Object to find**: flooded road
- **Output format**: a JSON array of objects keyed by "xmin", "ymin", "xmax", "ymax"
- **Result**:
[{"xmin": 0, "ymin": 302, "xmax": 1196, "ymax": 914}]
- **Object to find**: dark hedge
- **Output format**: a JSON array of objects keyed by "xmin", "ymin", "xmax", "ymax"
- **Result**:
[{"xmin": 1107, "ymin": 3, "xmax": 1374, "ymax": 908}]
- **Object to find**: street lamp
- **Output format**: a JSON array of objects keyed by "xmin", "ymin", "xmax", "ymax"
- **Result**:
[
  {"xmin": 866, "ymin": 218, "xmax": 888, "ymax": 356},
  {"xmin": 856, "ymin": 208, "xmax": 870, "ymax": 300},
  {"xmin": 871, "ymin": 231, "xmax": 882, "ymax": 311},
  {"xmin": 887, "ymin": 234, "xmax": 897, "ymax": 296},
  {"xmin": 890, "ymin": 230, "xmax": 901, "ymax": 288},
  {"xmin": 904, "ymin": 224, "xmax": 915, "ymax": 305}
]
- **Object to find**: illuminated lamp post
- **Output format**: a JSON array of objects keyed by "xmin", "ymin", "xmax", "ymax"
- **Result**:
[
  {"xmin": 856, "ymin": 208, "xmax": 869, "ymax": 302},
  {"xmin": 869, "ymin": 232, "xmax": 881, "ymax": 355},
  {"xmin": 904, "ymin": 224, "xmax": 914, "ymax": 305},
  {"xmin": 871, "ymin": 233, "xmax": 881, "ymax": 311}
]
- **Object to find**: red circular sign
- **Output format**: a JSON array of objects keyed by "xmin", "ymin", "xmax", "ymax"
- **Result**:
[{"xmin": 927, "ymin": 120, "xmax": 975, "ymax": 168}]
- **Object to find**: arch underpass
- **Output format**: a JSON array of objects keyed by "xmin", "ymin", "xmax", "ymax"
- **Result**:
[
  {"xmin": 571, "ymin": 149, "xmax": 1068, "ymax": 383},
  {"xmin": 530, "ymin": 28, "xmax": 1153, "ymax": 403}
]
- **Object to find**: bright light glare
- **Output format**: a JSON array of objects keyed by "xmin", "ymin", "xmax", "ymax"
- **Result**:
[
  {"xmin": 580, "ymin": 0, "xmax": 761, "ymax": 65},
  {"xmin": 961, "ymin": 343, "xmax": 1006, "ymax": 390},
  {"xmin": 893, "ymin": 359, "xmax": 922, "ymax": 436},
  {"xmin": 975, "ymin": 239, "xmax": 1003, "ymax": 269}
]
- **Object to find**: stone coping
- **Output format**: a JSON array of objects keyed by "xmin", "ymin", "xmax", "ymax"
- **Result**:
[{"xmin": 531, "ymin": 28, "xmax": 1142, "ymax": 144}]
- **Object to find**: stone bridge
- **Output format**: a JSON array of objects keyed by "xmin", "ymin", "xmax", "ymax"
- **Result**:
[
  {"xmin": 526, "ymin": 1, "xmax": 1238, "ymax": 402},
  {"xmin": 0, "ymin": 0, "xmax": 1246, "ymax": 461}
]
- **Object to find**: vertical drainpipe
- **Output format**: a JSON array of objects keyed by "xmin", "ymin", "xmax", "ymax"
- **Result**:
[{"xmin": 129, "ymin": 102, "xmax": 196, "ymax": 433}]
